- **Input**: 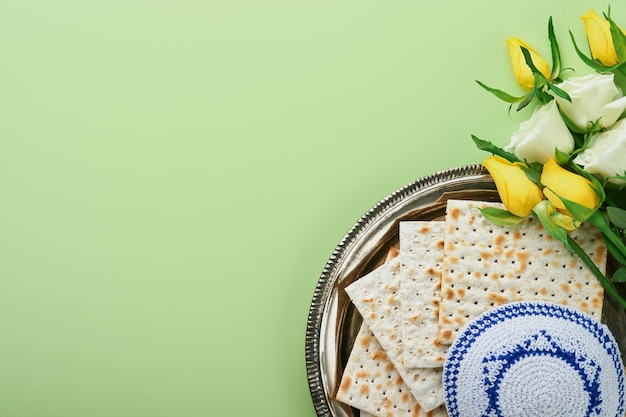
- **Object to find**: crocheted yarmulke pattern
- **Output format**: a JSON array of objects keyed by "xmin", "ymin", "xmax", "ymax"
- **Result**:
[{"xmin": 443, "ymin": 301, "xmax": 625, "ymax": 417}]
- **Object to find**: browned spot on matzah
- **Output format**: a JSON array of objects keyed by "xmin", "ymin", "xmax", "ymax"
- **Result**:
[
  {"xmin": 594, "ymin": 245, "xmax": 607, "ymax": 264},
  {"xmin": 356, "ymin": 369, "xmax": 370, "ymax": 378},
  {"xmin": 339, "ymin": 376, "xmax": 352, "ymax": 392},
  {"xmin": 360, "ymin": 335, "xmax": 371, "ymax": 348},
  {"xmin": 592, "ymin": 297, "xmax": 603, "ymax": 309},
  {"xmin": 450, "ymin": 206, "xmax": 461, "ymax": 220},
  {"xmin": 445, "ymin": 288, "xmax": 455, "ymax": 300},
  {"xmin": 426, "ymin": 267, "xmax": 438, "ymax": 276},
  {"xmin": 457, "ymin": 288, "xmax": 466, "ymax": 298},
  {"xmin": 401, "ymin": 392, "xmax": 410, "ymax": 403},
  {"xmin": 517, "ymin": 250, "xmax": 529, "ymax": 262},
  {"xmin": 371, "ymin": 350, "xmax": 387, "ymax": 361},
  {"xmin": 561, "ymin": 283, "xmax": 570, "ymax": 293},
  {"xmin": 359, "ymin": 384, "xmax": 370, "ymax": 395},
  {"xmin": 488, "ymin": 292, "xmax": 507, "ymax": 305}
]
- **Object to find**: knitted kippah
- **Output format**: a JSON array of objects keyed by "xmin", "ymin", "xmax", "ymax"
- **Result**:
[{"xmin": 443, "ymin": 301, "xmax": 625, "ymax": 417}]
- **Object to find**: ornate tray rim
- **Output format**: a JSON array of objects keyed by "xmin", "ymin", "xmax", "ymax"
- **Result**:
[{"xmin": 305, "ymin": 164, "xmax": 626, "ymax": 417}]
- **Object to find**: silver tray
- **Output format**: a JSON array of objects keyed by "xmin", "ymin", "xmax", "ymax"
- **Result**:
[{"xmin": 305, "ymin": 165, "xmax": 626, "ymax": 417}]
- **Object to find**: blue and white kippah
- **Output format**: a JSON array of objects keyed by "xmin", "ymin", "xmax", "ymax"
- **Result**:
[{"xmin": 443, "ymin": 301, "xmax": 625, "ymax": 417}]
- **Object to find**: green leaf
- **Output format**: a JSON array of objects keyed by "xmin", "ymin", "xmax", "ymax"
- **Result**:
[
  {"xmin": 471, "ymin": 135, "xmax": 521, "ymax": 163},
  {"xmin": 567, "ymin": 234, "xmax": 626, "ymax": 310},
  {"xmin": 569, "ymin": 31, "xmax": 613, "ymax": 71},
  {"xmin": 605, "ymin": 183, "xmax": 626, "ymax": 209},
  {"xmin": 607, "ymin": 206, "xmax": 626, "ymax": 229},
  {"xmin": 568, "ymin": 127, "xmax": 597, "ymax": 157},
  {"xmin": 546, "ymin": 82, "xmax": 571, "ymax": 102},
  {"xmin": 475, "ymin": 80, "xmax": 526, "ymax": 104},
  {"xmin": 607, "ymin": 14, "xmax": 626, "ymax": 63},
  {"xmin": 519, "ymin": 164, "xmax": 542, "ymax": 186},
  {"xmin": 479, "ymin": 207, "xmax": 526, "ymax": 226},
  {"xmin": 605, "ymin": 236, "xmax": 626, "ymax": 265},
  {"xmin": 550, "ymin": 189, "xmax": 597, "ymax": 222},
  {"xmin": 548, "ymin": 16, "xmax": 562, "ymax": 80},
  {"xmin": 585, "ymin": 208, "xmax": 626, "ymax": 270},
  {"xmin": 536, "ymin": 87, "xmax": 554, "ymax": 104},
  {"xmin": 532, "ymin": 201, "xmax": 572, "ymax": 252},
  {"xmin": 519, "ymin": 47, "xmax": 552, "ymax": 102},
  {"xmin": 554, "ymin": 148, "xmax": 571, "ymax": 165},
  {"xmin": 516, "ymin": 89, "xmax": 535, "ymax": 111},
  {"xmin": 555, "ymin": 102, "xmax": 587, "ymax": 134},
  {"xmin": 520, "ymin": 46, "xmax": 545, "ymax": 79},
  {"xmin": 611, "ymin": 267, "xmax": 626, "ymax": 283}
]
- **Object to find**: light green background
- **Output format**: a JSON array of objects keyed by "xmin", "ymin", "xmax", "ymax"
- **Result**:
[{"xmin": 0, "ymin": 0, "xmax": 615, "ymax": 416}]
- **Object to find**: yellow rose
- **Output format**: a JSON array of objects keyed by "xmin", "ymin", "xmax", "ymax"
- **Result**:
[
  {"xmin": 581, "ymin": 8, "xmax": 626, "ymax": 66},
  {"xmin": 506, "ymin": 37, "xmax": 551, "ymax": 91},
  {"xmin": 540, "ymin": 158, "xmax": 600, "ymax": 213},
  {"xmin": 483, "ymin": 155, "xmax": 544, "ymax": 217}
]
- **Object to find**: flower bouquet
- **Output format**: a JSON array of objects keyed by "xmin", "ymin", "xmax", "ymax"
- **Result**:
[{"xmin": 473, "ymin": 7, "xmax": 626, "ymax": 310}]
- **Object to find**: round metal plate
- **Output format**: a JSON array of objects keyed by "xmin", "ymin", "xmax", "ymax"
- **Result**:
[{"xmin": 305, "ymin": 165, "xmax": 626, "ymax": 417}]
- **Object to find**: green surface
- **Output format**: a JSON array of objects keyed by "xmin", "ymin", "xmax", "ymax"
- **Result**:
[{"xmin": 0, "ymin": 0, "xmax": 616, "ymax": 415}]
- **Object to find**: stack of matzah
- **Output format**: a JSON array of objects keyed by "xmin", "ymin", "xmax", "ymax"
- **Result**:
[{"xmin": 336, "ymin": 199, "xmax": 606, "ymax": 417}]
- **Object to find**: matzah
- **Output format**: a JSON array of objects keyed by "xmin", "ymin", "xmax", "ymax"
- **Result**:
[
  {"xmin": 345, "ymin": 250, "xmax": 444, "ymax": 411},
  {"xmin": 336, "ymin": 322, "xmax": 448, "ymax": 417},
  {"xmin": 399, "ymin": 222, "xmax": 448, "ymax": 368},
  {"xmin": 437, "ymin": 199, "xmax": 607, "ymax": 345}
]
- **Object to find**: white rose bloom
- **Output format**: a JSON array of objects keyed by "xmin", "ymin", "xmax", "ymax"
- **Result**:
[
  {"xmin": 555, "ymin": 73, "xmax": 626, "ymax": 131},
  {"xmin": 574, "ymin": 118, "xmax": 626, "ymax": 184},
  {"xmin": 505, "ymin": 100, "xmax": 574, "ymax": 164}
]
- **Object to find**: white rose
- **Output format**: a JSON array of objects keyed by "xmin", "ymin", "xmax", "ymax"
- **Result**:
[
  {"xmin": 505, "ymin": 100, "xmax": 574, "ymax": 164},
  {"xmin": 574, "ymin": 118, "xmax": 626, "ymax": 184},
  {"xmin": 555, "ymin": 73, "xmax": 626, "ymax": 131}
]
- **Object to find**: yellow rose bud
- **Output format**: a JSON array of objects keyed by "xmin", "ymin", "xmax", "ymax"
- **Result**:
[
  {"xmin": 580, "ymin": 9, "xmax": 625, "ymax": 66},
  {"xmin": 506, "ymin": 37, "xmax": 551, "ymax": 91},
  {"xmin": 540, "ymin": 158, "xmax": 600, "ymax": 213},
  {"xmin": 483, "ymin": 155, "xmax": 544, "ymax": 217}
]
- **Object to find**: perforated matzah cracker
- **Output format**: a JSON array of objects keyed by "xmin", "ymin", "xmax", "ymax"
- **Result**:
[
  {"xmin": 336, "ymin": 322, "xmax": 448, "ymax": 417},
  {"xmin": 399, "ymin": 221, "xmax": 448, "ymax": 368},
  {"xmin": 437, "ymin": 199, "xmax": 606, "ymax": 345},
  {"xmin": 345, "ymin": 253, "xmax": 444, "ymax": 411}
]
